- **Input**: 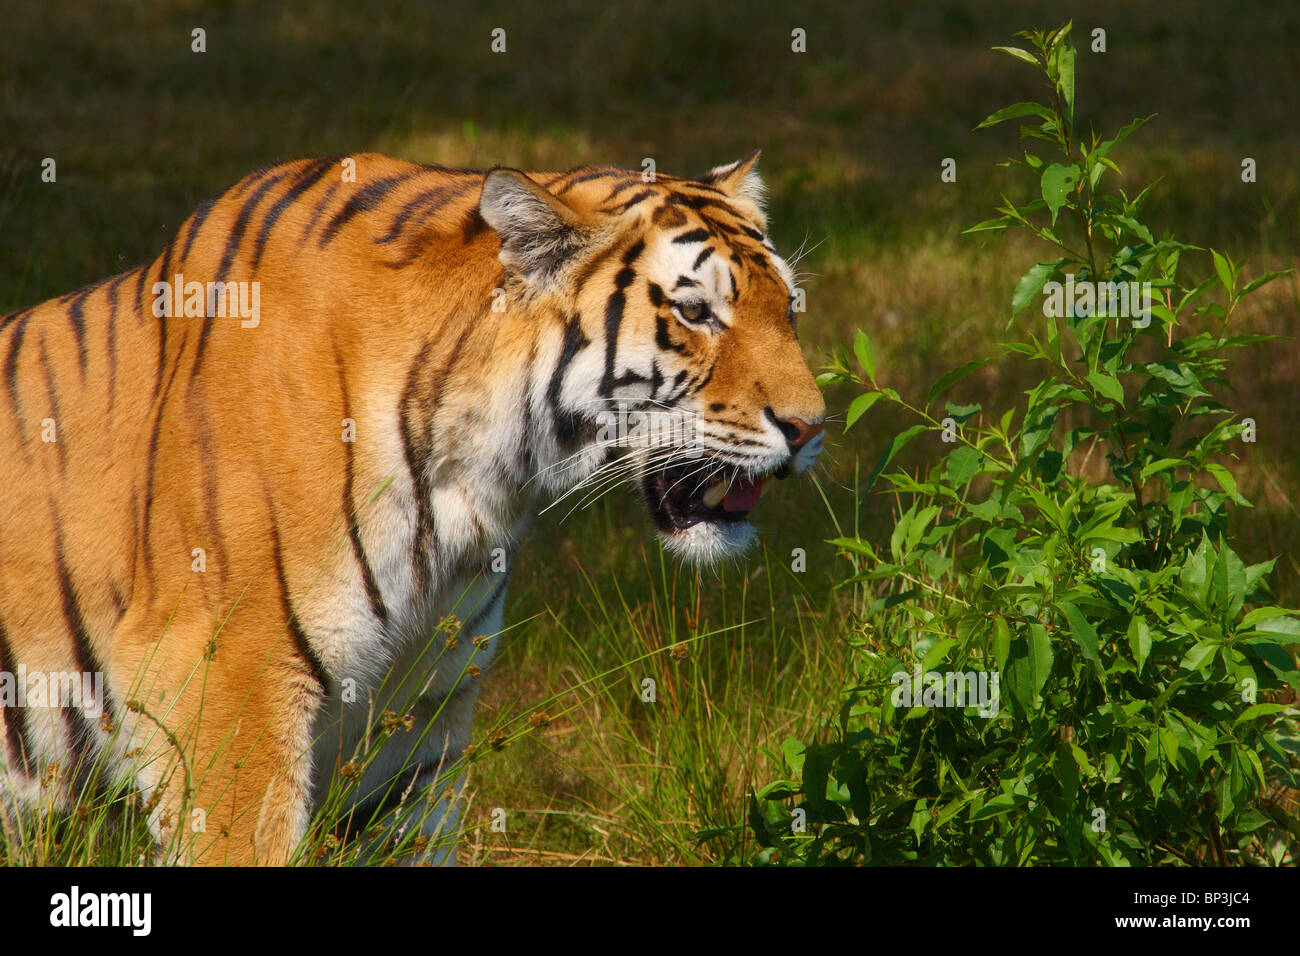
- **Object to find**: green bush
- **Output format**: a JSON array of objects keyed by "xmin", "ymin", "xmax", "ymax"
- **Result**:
[{"xmin": 747, "ymin": 23, "xmax": 1300, "ymax": 866}]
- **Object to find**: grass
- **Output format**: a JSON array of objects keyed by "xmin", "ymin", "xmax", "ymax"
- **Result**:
[{"xmin": 1, "ymin": 0, "xmax": 1298, "ymax": 865}]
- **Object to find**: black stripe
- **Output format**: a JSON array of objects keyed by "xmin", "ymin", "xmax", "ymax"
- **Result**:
[
  {"xmin": 694, "ymin": 362, "xmax": 715, "ymax": 394},
  {"xmin": 319, "ymin": 173, "xmax": 417, "ymax": 247},
  {"xmin": 604, "ymin": 188, "xmax": 655, "ymax": 212},
  {"xmin": 251, "ymin": 158, "xmax": 335, "ymax": 269},
  {"xmin": 300, "ymin": 182, "xmax": 341, "ymax": 245},
  {"xmin": 0, "ymin": 307, "xmax": 33, "ymax": 335},
  {"xmin": 189, "ymin": 385, "xmax": 229, "ymax": 588},
  {"xmin": 604, "ymin": 179, "xmax": 647, "ymax": 201},
  {"xmin": 672, "ymin": 228, "xmax": 710, "ymax": 245},
  {"xmin": 267, "ymin": 502, "xmax": 330, "ymax": 692},
  {"xmin": 597, "ymin": 244, "xmax": 643, "ymax": 397},
  {"xmin": 149, "ymin": 255, "xmax": 171, "ymax": 398},
  {"xmin": 191, "ymin": 171, "xmax": 290, "ymax": 379},
  {"xmin": 375, "ymin": 184, "xmax": 461, "ymax": 244},
  {"xmin": 335, "ymin": 343, "xmax": 388, "ymax": 625},
  {"xmin": 648, "ymin": 359, "xmax": 664, "ymax": 399},
  {"xmin": 0, "ymin": 616, "xmax": 33, "ymax": 774},
  {"xmin": 400, "ymin": 328, "xmax": 474, "ymax": 591},
  {"xmin": 399, "ymin": 342, "xmax": 436, "ymax": 596},
  {"xmin": 670, "ymin": 191, "xmax": 747, "ymax": 217},
  {"xmin": 177, "ymin": 197, "xmax": 218, "ymax": 264},
  {"xmin": 105, "ymin": 273, "xmax": 127, "ymax": 418},
  {"xmin": 222, "ymin": 173, "xmax": 291, "ymax": 277},
  {"xmin": 133, "ymin": 263, "xmax": 149, "ymax": 320},
  {"xmin": 4, "ymin": 312, "xmax": 31, "ymax": 427},
  {"xmin": 621, "ymin": 240, "xmax": 646, "ymax": 267},
  {"xmin": 655, "ymin": 312, "xmax": 686, "ymax": 354},
  {"xmin": 555, "ymin": 167, "xmax": 622, "ymax": 195},
  {"xmin": 140, "ymin": 350, "xmax": 185, "ymax": 585},
  {"xmin": 52, "ymin": 518, "xmax": 113, "ymax": 721},
  {"xmin": 66, "ymin": 288, "xmax": 93, "ymax": 379},
  {"xmin": 459, "ymin": 207, "xmax": 487, "ymax": 245},
  {"xmin": 38, "ymin": 335, "xmax": 66, "ymax": 472},
  {"xmin": 692, "ymin": 248, "xmax": 713, "ymax": 270},
  {"xmin": 516, "ymin": 337, "xmax": 539, "ymax": 480},
  {"xmin": 61, "ymin": 703, "xmax": 103, "ymax": 791},
  {"xmin": 547, "ymin": 313, "xmax": 590, "ymax": 446},
  {"xmin": 155, "ymin": 231, "xmax": 181, "ymax": 313}
]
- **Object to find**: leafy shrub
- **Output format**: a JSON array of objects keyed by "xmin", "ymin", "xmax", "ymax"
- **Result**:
[{"xmin": 747, "ymin": 23, "xmax": 1300, "ymax": 866}]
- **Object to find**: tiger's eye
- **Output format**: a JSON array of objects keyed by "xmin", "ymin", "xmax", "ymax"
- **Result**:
[{"xmin": 680, "ymin": 302, "xmax": 706, "ymax": 322}]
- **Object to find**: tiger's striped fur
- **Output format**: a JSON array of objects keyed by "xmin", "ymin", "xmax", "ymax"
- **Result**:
[{"xmin": 0, "ymin": 151, "xmax": 825, "ymax": 864}]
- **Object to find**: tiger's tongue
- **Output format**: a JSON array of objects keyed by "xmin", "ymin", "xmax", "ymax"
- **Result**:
[{"xmin": 723, "ymin": 477, "xmax": 764, "ymax": 513}]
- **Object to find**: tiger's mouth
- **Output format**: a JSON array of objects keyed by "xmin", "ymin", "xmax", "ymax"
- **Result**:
[{"xmin": 641, "ymin": 461, "xmax": 783, "ymax": 533}]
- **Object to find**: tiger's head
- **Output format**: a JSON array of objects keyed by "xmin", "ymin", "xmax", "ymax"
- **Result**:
[{"xmin": 479, "ymin": 151, "xmax": 825, "ymax": 563}]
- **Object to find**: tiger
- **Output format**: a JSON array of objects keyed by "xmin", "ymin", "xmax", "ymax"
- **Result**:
[{"xmin": 0, "ymin": 150, "xmax": 826, "ymax": 865}]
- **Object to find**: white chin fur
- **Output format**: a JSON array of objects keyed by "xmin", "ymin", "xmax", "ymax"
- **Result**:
[{"xmin": 659, "ymin": 519, "xmax": 757, "ymax": 565}]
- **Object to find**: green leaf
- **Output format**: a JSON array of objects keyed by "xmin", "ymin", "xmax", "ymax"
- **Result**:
[
  {"xmin": 1250, "ymin": 616, "xmax": 1300, "ymax": 645},
  {"xmin": 992, "ymin": 617, "xmax": 1011, "ymax": 671},
  {"xmin": 1240, "ymin": 606, "xmax": 1297, "ymax": 628},
  {"xmin": 1060, "ymin": 601, "xmax": 1103, "ymax": 675},
  {"xmin": 991, "ymin": 45, "xmax": 1040, "ymax": 66},
  {"xmin": 975, "ymin": 101, "xmax": 1054, "ymax": 130},
  {"xmin": 780, "ymin": 737, "xmax": 807, "ymax": 775},
  {"xmin": 1143, "ymin": 733, "xmax": 1167, "ymax": 800},
  {"xmin": 1040, "ymin": 164, "xmax": 1081, "ymax": 224},
  {"xmin": 1234, "ymin": 703, "xmax": 1290, "ymax": 725},
  {"xmin": 1211, "ymin": 249, "xmax": 1235, "ymax": 295},
  {"xmin": 962, "ymin": 218, "xmax": 1012, "ymax": 235},
  {"xmin": 1012, "ymin": 259, "xmax": 1063, "ymax": 317},
  {"xmin": 970, "ymin": 792, "xmax": 1026, "ymax": 821},
  {"xmin": 945, "ymin": 445, "xmax": 983, "ymax": 488},
  {"xmin": 853, "ymin": 329, "xmax": 876, "ymax": 381},
  {"xmin": 1179, "ymin": 640, "xmax": 1218, "ymax": 672},
  {"xmin": 925, "ymin": 358, "xmax": 993, "ymax": 407},
  {"xmin": 921, "ymin": 637, "xmax": 957, "ymax": 672},
  {"xmin": 1204, "ymin": 463, "xmax": 1245, "ymax": 503},
  {"xmin": 1055, "ymin": 43, "xmax": 1075, "ymax": 123},
  {"xmin": 1028, "ymin": 623, "xmax": 1053, "ymax": 696},
  {"xmin": 1139, "ymin": 457, "xmax": 1184, "ymax": 480},
  {"xmin": 1092, "ymin": 115, "xmax": 1152, "ymax": 164},
  {"xmin": 867, "ymin": 424, "xmax": 929, "ymax": 492},
  {"xmin": 844, "ymin": 391, "xmax": 883, "ymax": 432},
  {"xmin": 1240, "ymin": 269, "xmax": 1290, "ymax": 297},
  {"xmin": 1085, "ymin": 371, "xmax": 1124, "ymax": 405},
  {"xmin": 1128, "ymin": 616, "xmax": 1151, "ymax": 674}
]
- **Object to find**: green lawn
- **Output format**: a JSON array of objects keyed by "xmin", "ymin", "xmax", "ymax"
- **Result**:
[{"xmin": 2, "ymin": 0, "xmax": 1297, "ymax": 865}]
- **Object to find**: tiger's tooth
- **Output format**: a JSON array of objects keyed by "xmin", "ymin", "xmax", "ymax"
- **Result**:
[{"xmin": 701, "ymin": 482, "xmax": 727, "ymax": 508}]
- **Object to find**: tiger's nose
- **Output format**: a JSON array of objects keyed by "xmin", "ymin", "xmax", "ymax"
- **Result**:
[{"xmin": 766, "ymin": 408, "xmax": 824, "ymax": 450}]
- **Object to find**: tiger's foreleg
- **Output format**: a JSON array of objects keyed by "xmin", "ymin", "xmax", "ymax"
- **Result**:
[{"xmin": 115, "ymin": 607, "xmax": 326, "ymax": 866}]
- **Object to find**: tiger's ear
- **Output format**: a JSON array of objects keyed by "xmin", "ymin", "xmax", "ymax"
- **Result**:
[
  {"xmin": 697, "ymin": 149, "xmax": 766, "ymax": 215},
  {"xmin": 479, "ymin": 168, "xmax": 590, "ymax": 288}
]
